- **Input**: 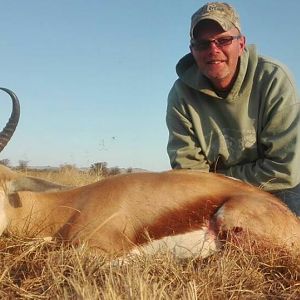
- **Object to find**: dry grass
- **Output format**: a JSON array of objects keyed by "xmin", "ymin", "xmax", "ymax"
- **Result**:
[
  {"xmin": 23, "ymin": 166, "xmax": 102, "ymax": 187},
  {"xmin": 0, "ymin": 235, "xmax": 299, "ymax": 299},
  {"xmin": 0, "ymin": 168, "xmax": 299, "ymax": 299}
]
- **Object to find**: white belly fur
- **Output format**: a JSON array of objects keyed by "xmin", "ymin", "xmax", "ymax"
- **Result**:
[{"xmin": 130, "ymin": 227, "xmax": 220, "ymax": 259}]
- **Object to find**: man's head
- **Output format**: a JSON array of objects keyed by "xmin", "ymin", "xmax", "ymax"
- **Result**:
[{"xmin": 189, "ymin": 2, "xmax": 245, "ymax": 91}]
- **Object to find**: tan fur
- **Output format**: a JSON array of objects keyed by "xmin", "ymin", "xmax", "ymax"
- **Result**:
[{"xmin": 0, "ymin": 165, "xmax": 299, "ymax": 258}]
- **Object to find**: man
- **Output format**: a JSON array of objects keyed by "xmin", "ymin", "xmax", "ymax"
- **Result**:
[{"xmin": 166, "ymin": 2, "xmax": 300, "ymax": 215}]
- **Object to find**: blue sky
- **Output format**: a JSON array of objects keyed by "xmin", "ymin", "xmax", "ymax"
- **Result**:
[{"xmin": 0, "ymin": 0, "xmax": 299, "ymax": 171}]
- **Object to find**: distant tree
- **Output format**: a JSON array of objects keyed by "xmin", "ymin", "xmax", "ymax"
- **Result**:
[
  {"xmin": 18, "ymin": 160, "xmax": 29, "ymax": 171},
  {"xmin": 109, "ymin": 167, "xmax": 121, "ymax": 176},
  {"xmin": 90, "ymin": 162, "xmax": 108, "ymax": 177},
  {"xmin": 0, "ymin": 159, "xmax": 10, "ymax": 167},
  {"xmin": 126, "ymin": 167, "xmax": 133, "ymax": 173}
]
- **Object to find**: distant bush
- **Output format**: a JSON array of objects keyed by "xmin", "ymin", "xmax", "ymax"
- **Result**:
[
  {"xmin": 90, "ymin": 162, "xmax": 109, "ymax": 177},
  {"xmin": 0, "ymin": 158, "xmax": 10, "ymax": 166},
  {"xmin": 126, "ymin": 167, "xmax": 133, "ymax": 173},
  {"xmin": 17, "ymin": 160, "xmax": 29, "ymax": 171},
  {"xmin": 90, "ymin": 162, "xmax": 134, "ymax": 177},
  {"xmin": 109, "ymin": 167, "xmax": 121, "ymax": 176}
]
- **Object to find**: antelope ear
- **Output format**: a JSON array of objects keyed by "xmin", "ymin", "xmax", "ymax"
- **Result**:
[{"xmin": 9, "ymin": 176, "xmax": 71, "ymax": 193}]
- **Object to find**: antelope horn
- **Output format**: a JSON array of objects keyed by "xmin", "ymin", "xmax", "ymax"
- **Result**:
[{"xmin": 0, "ymin": 87, "xmax": 20, "ymax": 152}]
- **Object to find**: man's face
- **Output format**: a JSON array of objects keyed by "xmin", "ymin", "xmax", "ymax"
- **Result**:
[{"xmin": 191, "ymin": 20, "xmax": 245, "ymax": 91}]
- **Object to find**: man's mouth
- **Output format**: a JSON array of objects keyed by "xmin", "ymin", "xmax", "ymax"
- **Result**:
[{"xmin": 207, "ymin": 60, "xmax": 224, "ymax": 65}]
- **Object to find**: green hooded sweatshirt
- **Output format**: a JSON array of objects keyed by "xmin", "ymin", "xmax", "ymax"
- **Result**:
[{"xmin": 166, "ymin": 45, "xmax": 300, "ymax": 191}]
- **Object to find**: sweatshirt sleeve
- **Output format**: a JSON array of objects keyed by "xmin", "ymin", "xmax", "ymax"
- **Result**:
[
  {"xmin": 166, "ymin": 84, "xmax": 210, "ymax": 171},
  {"xmin": 221, "ymin": 67, "xmax": 300, "ymax": 192}
]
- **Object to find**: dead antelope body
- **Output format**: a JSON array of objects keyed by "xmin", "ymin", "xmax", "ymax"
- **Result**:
[
  {"xmin": 0, "ymin": 165, "xmax": 300, "ymax": 259},
  {"xmin": 1, "ymin": 87, "xmax": 299, "ymax": 258}
]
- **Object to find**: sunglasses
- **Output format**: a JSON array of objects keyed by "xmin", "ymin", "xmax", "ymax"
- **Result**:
[{"xmin": 191, "ymin": 35, "xmax": 241, "ymax": 51}]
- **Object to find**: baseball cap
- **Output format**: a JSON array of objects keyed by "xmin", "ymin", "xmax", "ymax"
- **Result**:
[{"xmin": 190, "ymin": 2, "xmax": 241, "ymax": 39}]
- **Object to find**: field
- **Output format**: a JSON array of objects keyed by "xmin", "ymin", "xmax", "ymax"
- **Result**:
[{"xmin": 0, "ymin": 167, "xmax": 299, "ymax": 299}]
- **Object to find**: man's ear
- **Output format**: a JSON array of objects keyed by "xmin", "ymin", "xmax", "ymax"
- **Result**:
[{"xmin": 239, "ymin": 35, "xmax": 246, "ymax": 55}]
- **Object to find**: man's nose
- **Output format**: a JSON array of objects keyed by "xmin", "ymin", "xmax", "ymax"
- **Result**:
[{"xmin": 207, "ymin": 41, "xmax": 221, "ymax": 52}]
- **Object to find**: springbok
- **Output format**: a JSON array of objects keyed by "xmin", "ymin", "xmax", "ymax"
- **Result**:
[
  {"xmin": 0, "ymin": 88, "xmax": 299, "ymax": 259},
  {"xmin": 0, "ymin": 165, "xmax": 299, "ymax": 259}
]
